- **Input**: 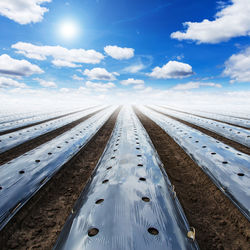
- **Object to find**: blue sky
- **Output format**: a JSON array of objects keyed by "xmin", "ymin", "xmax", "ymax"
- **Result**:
[{"xmin": 0, "ymin": 0, "xmax": 250, "ymax": 109}]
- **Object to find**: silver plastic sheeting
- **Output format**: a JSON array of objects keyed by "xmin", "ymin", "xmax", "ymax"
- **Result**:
[
  {"xmin": 160, "ymin": 106, "xmax": 250, "ymax": 129},
  {"xmin": 0, "ymin": 106, "xmax": 116, "ymax": 230},
  {"xmin": 206, "ymin": 110, "xmax": 250, "ymax": 120},
  {"xmin": 187, "ymin": 109, "xmax": 250, "ymax": 129},
  {"xmin": 151, "ymin": 105, "xmax": 250, "ymax": 147},
  {"xmin": 54, "ymin": 106, "xmax": 198, "ymax": 250},
  {"xmin": 0, "ymin": 111, "xmax": 59, "ymax": 124},
  {"xmin": 139, "ymin": 106, "xmax": 250, "ymax": 220},
  {"xmin": 0, "ymin": 108, "xmax": 91, "ymax": 133},
  {"xmin": 0, "ymin": 112, "xmax": 41, "ymax": 124},
  {"xmin": 0, "ymin": 106, "xmax": 105, "ymax": 153}
]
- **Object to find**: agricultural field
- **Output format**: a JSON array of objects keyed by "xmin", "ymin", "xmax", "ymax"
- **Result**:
[{"xmin": 0, "ymin": 105, "xmax": 249, "ymax": 250}]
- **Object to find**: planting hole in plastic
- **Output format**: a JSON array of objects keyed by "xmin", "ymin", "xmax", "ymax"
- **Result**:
[
  {"xmin": 88, "ymin": 228, "xmax": 99, "ymax": 237},
  {"xmin": 211, "ymin": 152, "xmax": 216, "ymax": 155},
  {"xmin": 95, "ymin": 199, "xmax": 104, "ymax": 204},
  {"xmin": 238, "ymin": 173, "xmax": 244, "ymax": 177},
  {"xmin": 148, "ymin": 227, "xmax": 159, "ymax": 235},
  {"xmin": 139, "ymin": 177, "xmax": 146, "ymax": 181},
  {"xmin": 222, "ymin": 161, "xmax": 228, "ymax": 164},
  {"xmin": 138, "ymin": 164, "xmax": 143, "ymax": 167},
  {"xmin": 19, "ymin": 170, "xmax": 25, "ymax": 174},
  {"xmin": 35, "ymin": 160, "xmax": 40, "ymax": 163},
  {"xmin": 142, "ymin": 197, "xmax": 150, "ymax": 202},
  {"xmin": 48, "ymin": 152, "xmax": 52, "ymax": 155},
  {"xmin": 102, "ymin": 179, "xmax": 109, "ymax": 184},
  {"xmin": 106, "ymin": 167, "xmax": 112, "ymax": 170}
]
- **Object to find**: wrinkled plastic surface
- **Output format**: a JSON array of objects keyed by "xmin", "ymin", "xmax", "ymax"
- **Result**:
[
  {"xmin": 0, "ymin": 106, "xmax": 116, "ymax": 230},
  {"xmin": 0, "ymin": 106, "xmax": 105, "ymax": 153},
  {"xmin": 205, "ymin": 110, "xmax": 250, "ymax": 120},
  {"xmin": 161, "ymin": 106, "xmax": 250, "ymax": 129},
  {"xmin": 151, "ymin": 106, "xmax": 250, "ymax": 147},
  {"xmin": 182, "ymin": 108, "xmax": 250, "ymax": 129},
  {"xmin": 0, "ymin": 107, "xmax": 93, "ymax": 133},
  {"xmin": 54, "ymin": 106, "xmax": 199, "ymax": 250},
  {"xmin": 140, "ymin": 106, "xmax": 250, "ymax": 220},
  {"xmin": 0, "ymin": 111, "xmax": 62, "ymax": 124}
]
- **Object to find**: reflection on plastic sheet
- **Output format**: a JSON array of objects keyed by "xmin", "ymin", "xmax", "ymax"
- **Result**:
[
  {"xmin": 0, "ymin": 106, "xmax": 115, "ymax": 230},
  {"xmin": 0, "ymin": 106, "xmax": 105, "ymax": 153},
  {"xmin": 140, "ymin": 106, "xmax": 250, "ymax": 221},
  {"xmin": 0, "ymin": 107, "xmax": 96, "ymax": 133},
  {"xmin": 54, "ymin": 106, "xmax": 198, "ymax": 250},
  {"xmin": 151, "ymin": 105, "xmax": 250, "ymax": 147}
]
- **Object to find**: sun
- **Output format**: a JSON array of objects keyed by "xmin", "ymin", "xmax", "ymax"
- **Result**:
[{"xmin": 59, "ymin": 20, "xmax": 78, "ymax": 40}]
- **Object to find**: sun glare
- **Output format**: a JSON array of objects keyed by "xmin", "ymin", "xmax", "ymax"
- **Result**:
[{"xmin": 59, "ymin": 20, "xmax": 78, "ymax": 40}]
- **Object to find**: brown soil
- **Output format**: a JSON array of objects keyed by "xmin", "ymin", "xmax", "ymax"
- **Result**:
[
  {"xmin": 134, "ymin": 108, "xmax": 250, "ymax": 250},
  {"xmin": 0, "ymin": 108, "xmax": 105, "ymax": 166},
  {"xmin": 0, "ymin": 107, "xmax": 95, "ymax": 136},
  {"xmin": 0, "ymin": 107, "xmax": 120, "ymax": 250},
  {"xmin": 160, "ymin": 106, "xmax": 250, "ymax": 130},
  {"xmin": 149, "ymin": 107, "xmax": 250, "ymax": 155}
]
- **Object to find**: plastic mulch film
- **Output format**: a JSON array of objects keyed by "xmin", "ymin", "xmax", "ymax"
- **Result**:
[
  {"xmin": 150, "ymin": 105, "xmax": 250, "ymax": 147},
  {"xmin": 0, "ymin": 106, "xmax": 105, "ymax": 153},
  {"xmin": 140, "ymin": 106, "xmax": 250, "ymax": 221},
  {"xmin": 0, "ymin": 106, "xmax": 116, "ymax": 230},
  {"xmin": 0, "ymin": 106, "xmax": 96, "ymax": 133},
  {"xmin": 159, "ymin": 106, "xmax": 250, "ymax": 129},
  {"xmin": 54, "ymin": 106, "xmax": 199, "ymax": 250}
]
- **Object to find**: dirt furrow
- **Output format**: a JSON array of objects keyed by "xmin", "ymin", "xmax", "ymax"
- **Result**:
[
  {"xmin": 0, "ymin": 109, "xmax": 104, "ymax": 166},
  {"xmin": 135, "ymin": 108, "xmax": 249, "ymax": 250},
  {"xmin": 0, "ymin": 108, "xmax": 120, "ymax": 250}
]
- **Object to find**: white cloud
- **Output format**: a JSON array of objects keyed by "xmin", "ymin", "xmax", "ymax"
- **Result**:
[
  {"xmin": 120, "ymin": 78, "xmax": 145, "ymax": 86},
  {"xmin": 104, "ymin": 45, "xmax": 134, "ymax": 60},
  {"xmin": 83, "ymin": 68, "xmax": 118, "ymax": 81},
  {"xmin": 171, "ymin": 0, "xmax": 250, "ymax": 44},
  {"xmin": 133, "ymin": 84, "xmax": 145, "ymax": 90},
  {"xmin": 34, "ymin": 78, "xmax": 57, "ymax": 88},
  {"xmin": 172, "ymin": 81, "xmax": 222, "ymax": 90},
  {"xmin": 51, "ymin": 60, "xmax": 80, "ymax": 68},
  {"xmin": 123, "ymin": 63, "xmax": 145, "ymax": 73},
  {"xmin": 0, "ymin": 76, "xmax": 27, "ymax": 88},
  {"xmin": 176, "ymin": 54, "xmax": 184, "ymax": 60},
  {"xmin": 12, "ymin": 42, "xmax": 104, "ymax": 67},
  {"xmin": 0, "ymin": 54, "xmax": 43, "ymax": 77},
  {"xmin": 72, "ymin": 74, "xmax": 84, "ymax": 81},
  {"xmin": 85, "ymin": 80, "xmax": 115, "ymax": 92},
  {"xmin": 0, "ymin": 0, "xmax": 51, "ymax": 25},
  {"xmin": 147, "ymin": 60, "xmax": 193, "ymax": 79},
  {"xmin": 60, "ymin": 88, "xmax": 70, "ymax": 93},
  {"xmin": 223, "ymin": 46, "xmax": 250, "ymax": 83}
]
